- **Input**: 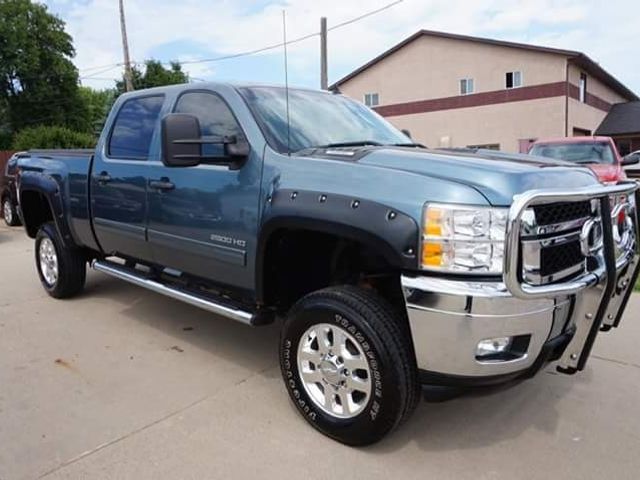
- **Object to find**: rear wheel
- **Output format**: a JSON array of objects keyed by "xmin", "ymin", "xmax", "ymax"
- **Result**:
[
  {"xmin": 3, "ymin": 197, "xmax": 20, "ymax": 227},
  {"xmin": 280, "ymin": 285, "xmax": 419, "ymax": 446},
  {"xmin": 35, "ymin": 222, "xmax": 86, "ymax": 298}
]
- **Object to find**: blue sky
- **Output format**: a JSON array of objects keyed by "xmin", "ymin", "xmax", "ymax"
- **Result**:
[{"xmin": 42, "ymin": 0, "xmax": 640, "ymax": 95}]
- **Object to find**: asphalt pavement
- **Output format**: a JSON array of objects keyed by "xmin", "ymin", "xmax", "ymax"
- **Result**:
[{"xmin": 1, "ymin": 223, "xmax": 640, "ymax": 480}]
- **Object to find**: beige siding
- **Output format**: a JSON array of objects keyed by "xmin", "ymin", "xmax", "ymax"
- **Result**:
[
  {"xmin": 566, "ymin": 64, "xmax": 628, "ymax": 135},
  {"xmin": 339, "ymin": 35, "xmax": 567, "ymax": 105},
  {"xmin": 385, "ymin": 97, "xmax": 566, "ymax": 153},
  {"xmin": 568, "ymin": 64, "xmax": 628, "ymax": 105},
  {"xmin": 567, "ymin": 99, "xmax": 607, "ymax": 135}
]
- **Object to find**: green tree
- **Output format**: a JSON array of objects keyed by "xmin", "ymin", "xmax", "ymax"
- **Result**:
[
  {"xmin": 116, "ymin": 60, "xmax": 189, "ymax": 94},
  {"xmin": 0, "ymin": 0, "xmax": 89, "ymax": 133},
  {"xmin": 13, "ymin": 125, "xmax": 95, "ymax": 150},
  {"xmin": 78, "ymin": 86, "xmax": 116, "ymax": 135}
]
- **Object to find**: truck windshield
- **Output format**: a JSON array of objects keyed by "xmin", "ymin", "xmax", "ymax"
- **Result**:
[
  {"xmin": 530, "ymin": 142, "xmax": 615, "ymax": 165},
  {"xmin": 238, "ymin": 86, "xmax": 409, "ymax": 153}
]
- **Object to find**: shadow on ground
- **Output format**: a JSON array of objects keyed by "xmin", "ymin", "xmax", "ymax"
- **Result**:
[{"xmin": 81, "ymin": 270, "xmax": 578, "ymax": 453}]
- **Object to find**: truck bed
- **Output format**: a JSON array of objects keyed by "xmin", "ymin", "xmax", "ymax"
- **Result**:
[
  {"xmin": 19, "ymin": 149, "xmax": 97, "ymax": 250},
  {"xmin": 28, "ymin": 149, "xmax": 95, "ymax": 158}
]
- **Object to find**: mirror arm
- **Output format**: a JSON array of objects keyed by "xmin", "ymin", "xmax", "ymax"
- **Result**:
[{"xmin": 173, "ymin": 135, "xmax": 237, "ymax": 146}]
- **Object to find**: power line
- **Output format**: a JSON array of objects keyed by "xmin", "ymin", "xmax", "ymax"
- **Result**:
[
  {"xmin": 34, "ymin": 1, "xmax": 403, "ymax": 83},
  {"xmin": 328, "ymin": 0, "xmax": 402, "ymax": 31},
  {"xmin": 79, "ymin": 62, "xmax": 123, "ymax": 73},
  {"xmin": 80, "ymin": 64, "xmax": 122, "ymax": 79},
  {"xmin": 124, "ymin": 0, "xmax": 403, "ymax": 68}
]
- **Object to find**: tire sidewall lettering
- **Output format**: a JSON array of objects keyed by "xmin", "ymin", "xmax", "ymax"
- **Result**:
[{"xmin": 280, "ymin": 307, "xmax": 385, "ymax": 427}]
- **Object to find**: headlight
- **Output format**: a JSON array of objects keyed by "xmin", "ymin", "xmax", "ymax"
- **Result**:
[{"xmin": 421, "ymin": 203, "xmax": 508, "ymax": 274}]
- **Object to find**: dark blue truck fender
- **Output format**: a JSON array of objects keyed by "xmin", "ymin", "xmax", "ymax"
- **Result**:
[
  {"xmin": 19, "ymin": 170, "xmax": 78, "ymax": 249},
  {"xmin": 255, "ymin": 188, "xmax": 420, "ymax": 304}
]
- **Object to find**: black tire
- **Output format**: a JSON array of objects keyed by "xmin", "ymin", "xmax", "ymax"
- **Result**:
[
  {"xmin": 35, "ymin": 222, "xmax": 86, "ymax": 299},
  {"xmin": 2, "ymin": 197, "xmax": 21, "ymax": 227},
  {"xmin": 280, "ymin": 285, "xmax": 419, "ymax": 446}
]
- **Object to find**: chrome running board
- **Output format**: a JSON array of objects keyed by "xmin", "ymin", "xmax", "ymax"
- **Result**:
[{"xmin": 92, "ymin": 260, "xmax": 257, "ymax": 325}]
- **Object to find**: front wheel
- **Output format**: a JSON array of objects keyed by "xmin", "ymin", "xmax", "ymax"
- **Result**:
[
  {"xmin": 280, "ymin": 285, "xmax": 419, "ymax": 446},
  {"xmin": 3, "ymin": 197, "xmax": 20, "ymax": 227},
  {"xmin": 35, "ymin": 222, "xmax": 86, "ymax": 298}
]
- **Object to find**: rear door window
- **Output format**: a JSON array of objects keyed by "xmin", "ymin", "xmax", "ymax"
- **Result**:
[{"xmin": 108, "ymin": 95, "xmax": 165, "ymax": 159}]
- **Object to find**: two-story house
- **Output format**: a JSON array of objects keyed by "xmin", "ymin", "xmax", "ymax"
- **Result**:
[{"xmin": 330, "ymin": 30, "xmax": 638, "ymax": 153}]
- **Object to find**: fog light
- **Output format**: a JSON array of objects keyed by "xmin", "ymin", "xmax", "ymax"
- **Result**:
[
  {"xmin": 476, "ymin": 337, "xmax": 512, "ymax": 358},
  {"xmin": 475, "ymin": 334, "xmax": 531, "ymax": 362}
]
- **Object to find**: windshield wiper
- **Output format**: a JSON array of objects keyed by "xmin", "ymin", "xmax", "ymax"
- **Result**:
[
  {"xmin": 317, "ymin": 140, "xmax": 383, "ymax": 148},
  {"xmin": 391, "ymin": 142, "xmax": 426, "ymax": 148}
]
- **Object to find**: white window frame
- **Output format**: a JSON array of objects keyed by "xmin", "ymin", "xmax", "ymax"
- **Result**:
[
  {"xmin": 579, "ymin": 73, "xmax": 587, "ymax": 103},
  {"xmin": 364, "ymin": 93, "xmax": 380, "ymax": 107},
  {"xmin": 460, "ymin": 78, "xmax": 474, "ymax": 95},
  {"xmin": 506, "ymin": 71, "xmax": 523, "ymax": 89}
]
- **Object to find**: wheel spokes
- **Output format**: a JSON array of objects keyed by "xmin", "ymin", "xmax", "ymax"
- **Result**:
[{"xmin": 345, "ymin": 374, "xmax": 370, "ymax": 393}]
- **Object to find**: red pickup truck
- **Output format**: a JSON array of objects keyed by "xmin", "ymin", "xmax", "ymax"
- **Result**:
[{"xmin": 529, "ymin": 136, "xmax": 638, "ymax": 184}]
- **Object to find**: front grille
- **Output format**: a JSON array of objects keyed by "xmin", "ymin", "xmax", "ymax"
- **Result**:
[
  {"xmin": 533, "ymin": 201, "xmax": 592, "ymax": 226},
  {"xmin": 522, "ymin": 200, "xmax": 595, "ymax": 285},
  {"xmin": 540, "ymin": 240, "xmax": 583, "ymax": 279}
]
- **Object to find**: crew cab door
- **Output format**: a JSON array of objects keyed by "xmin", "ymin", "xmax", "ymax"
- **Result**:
[
  {"xmin": 147, "ymin": 89, "xmax": 262, "ymax": 291},
  {"xmin": 91, "ymin": 94, "xmax": 165, "ymax": 262}
]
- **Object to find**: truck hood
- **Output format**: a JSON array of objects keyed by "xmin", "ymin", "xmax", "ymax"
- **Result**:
[
  {"xmin": 354, "ymin": 147, "xmax": 600, "ymax": 205},
  {"xmin": 584, "ymin": 163, "xmax": 623, "ymax": 183}
]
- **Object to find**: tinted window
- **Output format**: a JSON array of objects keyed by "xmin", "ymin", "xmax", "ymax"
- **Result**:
[
  {"xmin": 175, "ymin": 92, "xmax": 243, "ymax": 157},
  {"xmin": 530, "ymin": 142, "xmax": 615, "ymax": 165},
  {"xmin": 109, "ymin": 95, "xmax": 164, "ymax": 159},
  {"xmin": 239, "ymin": 87, "xmax": 408, "ymax": 154}
]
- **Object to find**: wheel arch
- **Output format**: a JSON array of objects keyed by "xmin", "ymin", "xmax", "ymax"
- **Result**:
[
  {"xmin": 255, "ymin": 190, "xmax": 420, "ymax": 309},
  {"xmin": 19, "ymin": 172, "xmax": 74, "ymax": 247}
]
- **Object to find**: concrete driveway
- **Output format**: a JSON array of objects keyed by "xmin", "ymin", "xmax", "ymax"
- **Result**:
[{"xmin": 1, "ymin": 223, "xmax": 640, "ymax": 480}]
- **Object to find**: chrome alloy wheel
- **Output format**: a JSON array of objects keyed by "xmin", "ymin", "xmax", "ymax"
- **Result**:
[
  {"xmin": 3, "ymin": 199, "xmax": 12, "ymax": 225},
  {"xmin": 39, "ymin": 237, "xmax": 59, "ymax": 286},
  {"xmin": 297, "ymin": 323, "xmax": 372, "ymax": 419}
]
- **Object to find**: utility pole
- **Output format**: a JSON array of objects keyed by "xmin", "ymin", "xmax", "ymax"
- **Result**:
[
  {"xmin": 118, "ymin": 0, "xmax": 134, "ymax": 92},
  {"xmin": 320, "ymin": 17, "xmax": 328, "ymax": 90}
]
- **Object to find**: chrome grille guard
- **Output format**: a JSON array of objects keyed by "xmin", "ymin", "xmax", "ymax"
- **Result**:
[
  {"xmin": 504, "ymin": 181, "xmax": 640, "ymax": 373},
  {"xmin": 504, "ymin": 182, "xmax": 639, "ymax": 299}
]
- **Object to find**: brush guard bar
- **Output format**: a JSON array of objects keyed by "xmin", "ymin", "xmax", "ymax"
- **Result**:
[{"xmin": 504, "ymin": 181, "xmax": 640, "ymax": 374}]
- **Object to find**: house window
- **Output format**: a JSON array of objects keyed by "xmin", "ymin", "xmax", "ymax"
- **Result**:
[
  {"xmin": 364, "ymin": 93, "xmax": 379, "ymax": 107},
  {"xmin": 579, "ymin": 73, "xmax": 587, "ymax": 102},
  {"xmin": 460, "ymin": 78, "xmax": 474, "ymax": 95},
  {"xmin": 506, "ymin": 71, "xmax": 522, "ymax": 89}
]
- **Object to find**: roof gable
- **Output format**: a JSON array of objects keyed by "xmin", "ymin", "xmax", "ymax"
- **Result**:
[
  {"xmin": 330, "ymin": 29, "xmax": 637, "ymax": 101},
  {"xmin": 596, "ymin": 101, "xmax": 640, "ymax": 136}
]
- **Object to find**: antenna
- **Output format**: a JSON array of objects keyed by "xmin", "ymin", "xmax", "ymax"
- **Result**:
[{"xmin": 282, "ymin": 10, "xmax": 291, "ymax": 156}]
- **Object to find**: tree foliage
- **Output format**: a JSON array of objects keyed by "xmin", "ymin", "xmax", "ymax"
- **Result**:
[
  {"xmin": 13, "ymin": 125, "xmax": 96, "ymax": 150},
  {"xmin": 0, "ymin": 0, "xmax": 89, "ymax": 133},
  {"xmin": 78, "ymin": 86, "xmax": 116, "ymax": 135},
  {"xmin": 116, "ymin": 60, "xmax": 189, "ymax": 94}
]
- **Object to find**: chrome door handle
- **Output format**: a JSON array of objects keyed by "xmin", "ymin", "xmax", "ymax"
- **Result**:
[
  {"xmin": 149, "ymin": 178, "xmax": 175, "ymax": 191},
  {"xmin": 95, "ymin": 172, "xmax": 111, "ymax": 184}
]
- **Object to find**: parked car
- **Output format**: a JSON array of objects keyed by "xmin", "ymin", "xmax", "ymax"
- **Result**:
[
  {"xmin": 1, "ymin": 151, "xmax": 28, "ymax": 227},
  {"xmin": 529, "ymin": 136, "xmax": 637, "ymax": 184},
  {"xmin": 623, "ymin": 150, "xmax": 640, "ymax": 180},
  {"xmin": 16, "ymin": 83, "xmax": 640, "ymax": 445}
]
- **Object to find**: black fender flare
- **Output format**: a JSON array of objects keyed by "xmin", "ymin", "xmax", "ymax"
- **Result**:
[
  {"xmin": 255, "ymin": 189, "xmax": 420, "ymax": 303},
  {"xmin": 19, "ymin": 170, "xmax": 75, "ymax": 247}
]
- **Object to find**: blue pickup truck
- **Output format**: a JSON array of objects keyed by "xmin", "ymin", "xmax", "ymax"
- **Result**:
[{"xmin": 15, "ymin": 83, "xmax": 640, "ymax": 445}]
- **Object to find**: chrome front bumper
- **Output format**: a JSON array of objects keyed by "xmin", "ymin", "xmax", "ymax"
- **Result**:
[{"xmin": 403, "ymin": 182, "xmax": 640, "ymax": 380}]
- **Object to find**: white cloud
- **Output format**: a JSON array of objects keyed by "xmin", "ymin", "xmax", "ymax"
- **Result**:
[{"xmin": 42, "ymin": 0, "xmax": 640, "ymax": 94}]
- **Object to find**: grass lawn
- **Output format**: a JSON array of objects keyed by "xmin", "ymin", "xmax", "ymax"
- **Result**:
[{"xmin": 636, "ymin": 278, "xmax": 640, "ymax": 292}]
